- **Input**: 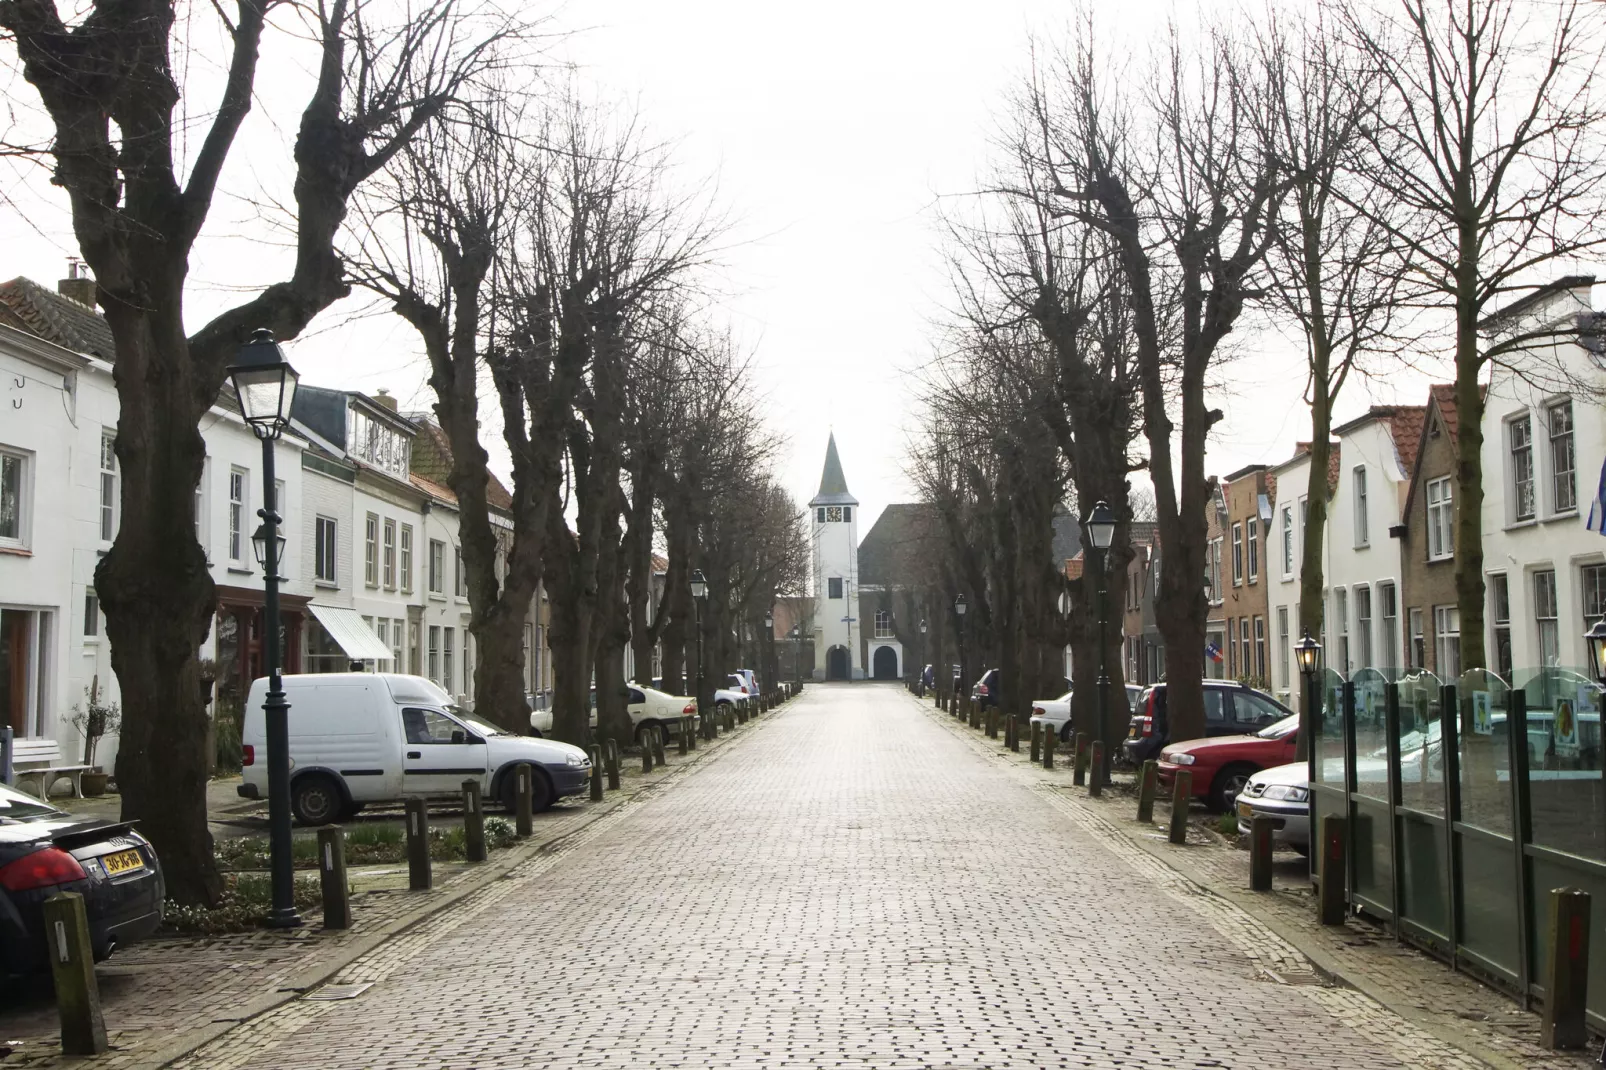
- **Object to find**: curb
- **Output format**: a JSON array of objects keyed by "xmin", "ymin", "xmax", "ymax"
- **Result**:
[
  {"xmin": 129, "ymin": 706, "xmax": 778, "ymax": 1070},
  {"xmin": 910, "ymin": 691, "xmax": 1566, "ymax": 1070}
]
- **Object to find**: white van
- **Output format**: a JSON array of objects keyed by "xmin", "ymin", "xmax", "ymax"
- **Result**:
[{"xmin": 239, "ymin": 673, "xmax": 591, "ymax": 826}]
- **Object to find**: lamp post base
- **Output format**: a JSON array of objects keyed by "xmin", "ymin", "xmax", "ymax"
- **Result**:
[{"xmin": 265, "ymin": 907, "xmax": 303, "ymax": 929}]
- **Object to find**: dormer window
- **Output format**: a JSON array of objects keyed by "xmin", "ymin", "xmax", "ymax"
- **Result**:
[{"xmin": 350, "ymin": 407, "xmax": 411, "ymax": 479}]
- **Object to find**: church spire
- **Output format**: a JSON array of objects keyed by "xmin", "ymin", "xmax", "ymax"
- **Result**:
[{"xmin": 810, "ymin": 432, "xmax": 858, "ymax": 506}]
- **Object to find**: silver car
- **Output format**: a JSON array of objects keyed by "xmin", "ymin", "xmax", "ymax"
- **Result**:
[{"xmin": 1234, "ymin": 761, "xmax": 1309, "ymax": 854}]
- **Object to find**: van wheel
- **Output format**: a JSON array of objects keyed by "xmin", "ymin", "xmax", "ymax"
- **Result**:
[
  {"xmin": 498, "ymin": 764, "xmax": 555, "ymax": 813},
  {"xmin": 292, "ymin": 773, "xmax": 343, "ymax": 826}
]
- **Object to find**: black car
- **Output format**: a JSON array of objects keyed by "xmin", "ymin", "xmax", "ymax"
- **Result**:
[
  {"xmin": 0, "ymin": 783, "xmax": 164, "ymax": 979},
  {"xmin": 1123, "ymin": 680, "xmax": 1294, "ymax": 765},
  {"xmin": 970, "ymin": 669, "xmax": 1070, "ymax": 712}
]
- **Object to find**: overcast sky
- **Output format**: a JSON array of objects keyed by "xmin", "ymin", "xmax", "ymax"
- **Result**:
[{"xmin": 0, "ymin": 0, "xmax": 1452, "ymax": 535}]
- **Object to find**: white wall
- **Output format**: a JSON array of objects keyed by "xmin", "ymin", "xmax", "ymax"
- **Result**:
[
  {"xmin": 1268, "ymin": 453, "xmax": 1321, "ymax": 703},
  {"xmin": 1326, "ymin": 419, "xmax": 1410, "ymax": 677},
  {"xmin": 811, "ymin": 501, "xmax": 861, "ymax": 679}
]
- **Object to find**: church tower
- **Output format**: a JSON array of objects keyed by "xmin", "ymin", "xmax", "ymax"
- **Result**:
[{"xmin": 810, "ymin": 433, "xmax": 862, "ymax": 680}]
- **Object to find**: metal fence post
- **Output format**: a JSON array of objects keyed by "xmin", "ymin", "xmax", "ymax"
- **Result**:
[
  {"xmin": 1319, "ymin": 815, "xmax": 1347, "ymax": 925},
  {"xmin": 605, "ymin": 739, "xmax": 621, "ymax": 790},
  {"xmin": 1030, "ymin": 720, "xmax": 1042, "ymax": 763},
  {"xmin": 1088, "ymin": 741, "xmax": 1104, "ymax": 797},
  {"xmin": 1508, "ymin": 687, "xmax": 1535, "ymax": 1009},
  {"xmin": 1072, "ymin": 732, "xmax": 1087, "ymax": 786}
]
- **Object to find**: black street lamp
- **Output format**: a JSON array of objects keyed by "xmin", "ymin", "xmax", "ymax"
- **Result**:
[
  {"xmin": 691, "ymin": 570, "xmax": 708, "ymax": 733},
  {"xmin": 227, "ymin": 328, "xmax": 301, "ymax": 929},
  {"xmin": 953, "ymin": 593, "xmax": 968, "ymax": 699},
  {"xmin": 790, "ymin": 624, "xmax": 802, "ymax": 686},
  {"xmin": 1083, "ymin": 501, "xmax": 1117, "ymax": 787},
  {"xmin": 1587, "ymin": 619, "xmax": 1606, "ymax": 687},
  {"xmin": 764, "ymin": 609, "xmax": 774, "ymax": 691},
  {"xmin": 919, "ymin": 618, "xmax": 928, "ymax": 694}
]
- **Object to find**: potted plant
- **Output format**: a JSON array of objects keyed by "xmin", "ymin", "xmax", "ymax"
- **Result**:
[{"xmin": 68, "ymin": 681, "xmax": 121, "ymax": 796}]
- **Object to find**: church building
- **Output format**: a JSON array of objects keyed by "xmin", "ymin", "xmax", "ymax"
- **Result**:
[{"xmin": 809, "ymin": 434, "xmax": 863, "ymax": 680}]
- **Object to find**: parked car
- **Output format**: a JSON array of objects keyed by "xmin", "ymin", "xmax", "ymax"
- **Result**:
[
  {"xmin": 0, "ymin": 781, "xmax": 164, "ymax": 979},
  {"xmin": 971, "ymin": 670, "xmax": 1070, "ymax": 713},
  {"xmin": 589, "ymin": 683, "xmax": 701, "ymax": 743},
  {"xmin": 1123, "ymin": 680, "xmax": 1294, "ymax": 765},
  {"xmin": 1157, "ymin": 713, "xmax": 1299, "ymax": 811},
  {"xmin": 734, "ymin": 669, "xmax": 761, "ymax": 697},
  {"xmin": 240, "ymin": 673, "xmax": 592, "ymax": 825},
  {"xmin": 1234, "ymin": 761, "xmax": 1310, "ymax": 854},
  {"xmin": 1029, "ymin": 685, "xmax": 1145, "ymax": 743}
]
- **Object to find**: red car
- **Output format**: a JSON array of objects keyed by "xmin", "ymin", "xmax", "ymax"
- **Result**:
[{"xmin": 1156, "ymin": 714, "xmax": 1298, "ymax": 811}]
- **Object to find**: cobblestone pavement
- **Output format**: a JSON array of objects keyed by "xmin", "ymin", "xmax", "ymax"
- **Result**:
[{"xmin": 172, "ymin": 684, "xmax": 1516, "ymax": 1069}]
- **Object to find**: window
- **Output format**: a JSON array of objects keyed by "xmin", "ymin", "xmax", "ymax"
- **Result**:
[
  {"xmin": 1231, "ymin": 523, "xmax": 1243, "ymax": 585},
  {"xmin": 1299, "ymin": 497, "xmax": 1309, "ymax": 557},
  {"xmin": 1228, "ymin": 621, "xmax": 1238, "ymax": 677},
  {"xmin": 1277, "ymin": 607, "xmax": 1289, "ymax": 689},
  {"xmin": 1240, "ymin": 618, "xmax": 1251, "ymax": 679},
  {"xmin": 402, "ymin": 707, "xmax": 465, "ymax": 745},
  {"xmin": 1409, "ymin": 607, "xmax": 1425, "ymax": 669},
  {"xmin": 390, "ymin": 619, "xmax": 403, "ymax": 669},
  {"xmin": 194, "ymin": 458, "xmax": 207, "ymax": 549},
  {"xmin": 1584, "ymin": 563, "xmax": 1606, "ymax": 629},
  {"xmin": 364, "ymin": 513, "xmax": 379, "ymax": 586},
  {"xmin": 1335, "ymin": 587, "xmax": 1349, "ymax": 674},
  {"xmin": 1434, "ymin": 605, "xmax": 1461, "ymax": 678},
  {"xmin": 1281, "ymin": 506, "xmax": 1293, "ymax": 576},
  {"xmin": 444, "ymin": 628, "xmax": 456, "ymax": 693},
  {"xmin": 400, "ymin": 525, "xmax": 414, "ymax": 593},
  {"xmin": 428, "ymin": 625, "xmax": 441, "ymax": 683},
  {"xmin": 382, "ymin": 519, "xmax": 396, "ymax": 589},
  {"xmin": 1355, "ymin": 586, "xmax": 1372, "ymax": 671},
  {"xmin": 1235, "ymin": 690, "xmax": 1286, "ymax": 727},
  {"xmin": 1, "ymin": 608, "xmax": 52, "ymax": 737},
  {"xmin": 349, "ymin": 407, "xmax": 411, "ymax": 479},
  {"xmin": 83, "ymin": 590, "xmax": 98, "ymax": 638},
  {"xmin": 1353, "ymin": 466, "xmax": 1369, "ymax": 546},
  {"xmin": 1535, "ymin": 569, "xmax": 1559, "ymax": 668},
  {"xmin": 1208, "ymin": 538, "xmax": 1223, "ymax": 603},
  {"xmin": 429, "ymin": 539, "xmax": 445, "ymax": 594},
  {"xmin": 1203, "ymin": 689, "xmax": 1226, "ymax": 723},
  {"xmin": 315, "ymin": 517, "xmax": 338, "ymax": 583},
  {"xmin": 1550, "ymin": 401, "xmax": 1576, "ymax": 513},
  {"xmin": 1246, "ymin": 522, "xmax": 1259, "ymax": 582},
  {"xmin": 874, "ymin": 610, "xmax": 893, "ymax": 638},
  {"xmin": 372, "ymin": 618, "xmax": 387, "ymax": 668},
  {"xmin": 843, "ymin": 506, "xmax": 852, "ymax": 523},
  {"xmin": 828, "ymin": 577, "xmax": 843, "ymax": 599},
  {"xmin": 228, "ymin": 468, "xmax": 248, "ymax": 565},
  {"xmin": 0, "ymin": 449, "xmax": 28, "ymax": 548},
  {"xmin": 1509, "ymin": 415, "xmax": 1535, "ymax": 521},
  {"xmin": 454, "ymin": 548, "xmax": 468, "ymax": 598},
  {"xmin": 1426, "ymin": 477, "xmax": 1453, "ymax": 561},
  {"xmin": 1379, "ymin": 583, "xmax": 1399, "ymax": 670},
  {"xmin": 816, "ymin": 507, "xmax": 825, "ymax": 524},
  {"xmin": 1490, "ymin": 573, "xmax": 1512, "ymax": 679},
  {"xmin": 98, "ymin": 432, "xmax": 117, "ymax": 542}
]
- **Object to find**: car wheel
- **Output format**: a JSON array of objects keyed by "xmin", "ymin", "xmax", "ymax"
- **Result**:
[
  {"xmin": 498, "ymin": 763, "xmax": 555, "ymax": 813},
  {"xmin": 1210, "ymin": 764, "xmax": 1258, "ymax": 812},
  {"xmin": 1059, "ymin": 723, "xmax": 1074, "ymax": 744},
  {"xmin": 634, "ymin": 719, "xmax": 661, "ymax": 746},
  {"xmin": 291, "ymin": 773, "xmax": 343, "ymax": 826}
]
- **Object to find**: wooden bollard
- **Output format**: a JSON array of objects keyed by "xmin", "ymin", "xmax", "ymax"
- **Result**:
[
  {"xmin": 463, "ymin": 779, "xmax": 488, "ymax": 862},
  {"xmin": 1007, "ymin": 715, "xmax": 1019, "ymax": 752},
  {"xmin": 641, "ymin": 734, "xmax": 654, "ymax": 773},
  {"xmin": 42, "ymin": 892, "xmax": 107, "ymax": 1055},
  {"xmin": 1249, "ymin": 814, "xmax": 1273, "ymax": 891},
  {"xmin": 605, "ymin": 739, "xmax": 621, "ymax": 790},
  {"xmin": 405, "ymin": 795, "xmax": 432, "ymax": 890},
  {"xmin": 514, "ymin": 763, "xmax": 534, "ymax": 837},
  {"xmin": 1030, "ymin": 720, "xmax": 1042, "ymax": 763},
  {"xmin": 1088, "ymin": 741, "xmax": 1104, "ymax": 796},
  {"xmin": 652, "ymin": 727, "xmax": 666, "ymax": 766},
  {"xmin": 1042, "ymin": 727, "xmax": 1056, "ymax": 770},
  {"xmin": 318, "ymin": 825, "xmax": 350, "ymax": 929},
  {"xmin": 588, "ymin": 747, "xmax": 604, "ymax": 801},
  {"xmin": 1318, "ymin": 815, "xmax": 1347, "ymax": 925},
  {"xmin": 1167, "ymin": 771, "xmax": 1191, "ymax": 845},
  {"xmin": 1072, "ymin": 732, "xmax": 1088, "ymax": 786},
  {"xmin": 1541, "ymin": 888, "xmax": 1591, "ymax": 1049},
  {"xmin": 678, "ymin": 717, "xmax": 690, "ymax": 754},
  {"xmin": 1135, "ymin": 760, "xmax": 1158, "ymax": 823},
  {"xmin": 687, "ymin": 713, "xmax": 698, "ymax": 751}
]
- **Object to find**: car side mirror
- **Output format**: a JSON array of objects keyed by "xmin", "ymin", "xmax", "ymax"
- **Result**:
[{"xmin": 451, "ymin": 729, "xmax": 466, "ymax": 744}]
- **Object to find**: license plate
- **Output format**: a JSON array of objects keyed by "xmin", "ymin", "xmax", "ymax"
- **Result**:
[
  {"xmin": 1237, "ymin": 801, "xmax": 1252, "ymax": 819},
  {"xmin": 102, "ymin": 848, "xmax": 145, "ymax": 876}
]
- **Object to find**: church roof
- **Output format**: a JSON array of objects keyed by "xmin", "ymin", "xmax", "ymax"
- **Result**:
[
  {"xmin": 810, "ymin": 432, "xmax": 858, "ymax": 506},
  {"xmin": 857, "ymin": 503, "xmax": 937, "ymax": 587}
]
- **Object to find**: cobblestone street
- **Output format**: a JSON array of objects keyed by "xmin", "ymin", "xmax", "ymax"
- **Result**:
[{"xmin": 174, "ymin": 684, "xmax": 1507, "ymax": 1069}]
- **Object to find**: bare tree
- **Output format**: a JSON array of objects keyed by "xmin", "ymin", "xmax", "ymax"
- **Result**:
[
  {"xmin": 0, "ymin": 0, "xmax": 508, "ymax": 903},
  {"xmin": 1343, "ymin": 0, "xmax": 1606, "ymax": 670}
]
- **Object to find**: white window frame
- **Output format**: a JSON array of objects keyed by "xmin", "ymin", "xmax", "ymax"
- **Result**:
[
  {"xmin": 1426, "ymin": 477, "xmax": 1453, "ymax": 561},
  {"xmin": 1353, "ymin": 465, "xmax": 1369, "ymax": 547},
  {"xmin": 1534, "ymin": 568, "xmax": 1559, "ymax": 668},
  {"xmin": 228, "ymin": 467, "xmax": 248, "ymax": 566},
  {"xmin": 1246, "ymin": 521, "xmax": 1258, "ymax": 582},
  {"xmin": 1434, "ymin": 604, "xmax": 1461, "ymax": 678},
  {"xmin": 1379, "ymin": 582, "xmax": 1399, "ymax": 670},
  {"xmin": 1281, "ymin": 505, "xmax": 1293, "ymax": 577},
  {"xmin": 428, "ymin": 625, "xmax": 441, "ymax": 683},
  {"xmin": 194, "ymin": 457, "xmax": 208, "ymax": 553},
  {"xmin": 364, "ymin": 512, "xmax": 379, "ymax": 587},
  {"xmin": 1582, "ymin": 562, "xmax": 1605, "ymax": 629},
  {"xmin": 1549, "ymin": 400, "xmax": 1576, "ymax": 514},
  {"xmin": 83, "ymin": 588, "xmax": 99, "ymax": 639},
  {"xmin": 315, "ymin": 516, "xmax": 338, "ymax": 584},
  {"xmin": 98, "ymin": 431, "xmax": 118, "ymax": 543},
  {"xmin": 1276, "ymin": 606, "xmax": 1289, "ymax": 690},
  {"xmin": 1335, "ymin": 587, "xmax": 1350, "ymax": 674},
  {"xmin": 0, "ymin": 447, "xmax": 32, "ymax": 550},
  {"xmin": 1409, "ymin": 606, "xmax": 1425, "ymax": 669},
  {"xmin": 1230, "ymin": 523, "xmax": 1243, "ymax": 586},
  {"xmin": 1354, "ymin": 585, "xmax": 1372, "ymax": 671},
  {"xmin": 428, "ymin": 539, "xmax": 445, "ymax": 596},
  {"xmin": 1254, "ymin": 616, "xmax": 1266, "ymax": 681},
  {"xmin": 383, "ymin": 518, "xmax": 397, "ymax": 590},
  {"xmin": 444, "ymin": 627, "xmax": 456, "ymax": 693},
  {"xmin": 874, "ymin": 610, "xmax": 893, "ymax": 639},
  {"xmin": 1509, "ymin": 414, "xmax": 1535, "ymax": 522},
  {"xmin": 454, "ymin": 547, "xmax": 468, "ymax": 599},
  {"xmin": 400, "ymin": 524, "xmax": 414, "ymax": 593}
]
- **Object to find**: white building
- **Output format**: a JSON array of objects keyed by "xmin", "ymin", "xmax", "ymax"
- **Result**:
[
  {"xmin": 810, "ymin": 434, "xmax": 863, "ymax": 680},
  {"xmin": 1267, "ymin": 444, "xmax": 1321, "ymax": 705}
]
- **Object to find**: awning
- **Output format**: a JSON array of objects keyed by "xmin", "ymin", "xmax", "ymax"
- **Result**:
[{"xmin": 307, "ymin": 604, "xmax": 394, "ymax": 661}]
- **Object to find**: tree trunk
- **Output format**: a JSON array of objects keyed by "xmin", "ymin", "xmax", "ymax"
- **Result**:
[
  {"xmin": 1297, "ymin": 419, "xmax": 1333, "ymax": 761},
  {"xmin": 547, "ymin": 595, "xmax": 594, "ymax": 746},
  {"xmin": 593, "ymin": 498, "xmax": 634, "ymax": 746},
  {"xmin": 1453, "ymin": 321, "xmax": 1487, "ymax": 672}
]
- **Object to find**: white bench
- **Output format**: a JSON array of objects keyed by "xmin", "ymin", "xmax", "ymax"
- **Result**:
[{"xmin": 7, "ymin": 739, "xmax": 90, "ymax": 801}]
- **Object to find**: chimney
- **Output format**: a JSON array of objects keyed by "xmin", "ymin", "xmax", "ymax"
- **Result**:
[
  {"xmin": 58, "ymin": 259, "xmax": 96, "ymax": 307},
  {"xmin": 372, "ymin": 389, "xmax": 397, "ymax": 412}
]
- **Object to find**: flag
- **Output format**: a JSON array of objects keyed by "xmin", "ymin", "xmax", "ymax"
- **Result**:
[
  {"xmin": 1589, "ymin": 454, "xmax": 1606, "ymax": 535},
  {"xmin": 1204, "ymin": 642, "xmax": 1223, "ymax": 663}
]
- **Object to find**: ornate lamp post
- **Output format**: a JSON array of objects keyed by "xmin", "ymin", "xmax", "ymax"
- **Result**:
[
  {"xmin": 953, "ymin": 593, "xmax": 968, "ymax": 699},
  {"xmin": 227, "ymin": 329, "xmax": 301, "ymax": 929},
  {"xmin": 1295, "ymin": 628, "xmax": 1322, "ymax": 766},
  {"xmin": 919, "ymin": 618, "xmax": 928, "ymax": 694},
  {"xmin": 691, "ymin": 570, "xmax": 708, "ymax": 728},
  {"xmin": 1585, "ymin": 619, "xmax": 1606, "ymax": 687},
  {"xmin": 790, "ymin": 624, "xmax": 802, "ymax": 686},
  {"xmin": 1083, "ymin": 501, "xmax": 1117, "ymax": 786},
  {"xmin": 764, "ymin": 609, "xmax": 774, "ymax": 692}
]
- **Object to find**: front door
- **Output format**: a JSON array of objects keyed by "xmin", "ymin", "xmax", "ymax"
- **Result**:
[
  {"xmin": 827, "ymin": 647, "xmax": 851, "ymax": 680},
  {"xmin": 401, "ymin": 707, "xmax": 490, "ymax": 796},
  {"xmin": 872, "ymin": 646, "xmax": 898, "ymax": 680}
]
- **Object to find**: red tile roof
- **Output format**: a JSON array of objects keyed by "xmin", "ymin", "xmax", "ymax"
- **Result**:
[
  {"xmin": 1065, "ymin": 553, "xmax": 1084, "ymax": 581},
  {"xmin": 1386, "ymin": 406, "xmax": 1428, "ymax": 473}
]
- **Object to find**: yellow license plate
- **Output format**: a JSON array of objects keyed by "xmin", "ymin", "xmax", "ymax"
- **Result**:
[
  {"xmin": 102, "ymin": 848, "xmax": 145, "ymax": 876},
  {"xmin": 1237, "ymin": 801, "xmax": 1252, "ymax": 819}
]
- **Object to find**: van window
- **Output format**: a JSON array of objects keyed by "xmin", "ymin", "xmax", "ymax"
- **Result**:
[
  {"xmin": 1204, "ymin": 690, "xmax": 1226, "ymax": 723},
  {"xmin": 403, "ymin": 708, "xmax": 466, "ymax": 745}
]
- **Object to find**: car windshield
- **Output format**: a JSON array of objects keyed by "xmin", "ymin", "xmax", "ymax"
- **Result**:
[
  {"xmin": 461, "ymin": 716, "xmax": 500, "ymax": 737},
  {"xmin": 0, "ymin": 784, "xmax": 61, "ymax": 822},
  {"xmin": 1258, "ymin": 714, "xmax": 1299, "ymax": 739}
]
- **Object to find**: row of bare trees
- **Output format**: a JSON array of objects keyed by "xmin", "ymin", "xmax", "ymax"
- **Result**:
[
  {"xmin": 914, "ymin": 0, "xmax": 1606, "ymax": 765},
  {"xmin": 1, "ymin": 2, "xmax": 806, "ymax": 904}
]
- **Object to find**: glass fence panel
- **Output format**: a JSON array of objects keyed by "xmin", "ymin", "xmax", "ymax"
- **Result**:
[
  {"xmin": 1517, "ymin": 666, "xmax": 1606, "ymax": 861},
  {"xmin": 1351, "ymin": 668, "xmax": 1391, "ymax": 802},
  {"xmin": 1456, "ymin": 672, "xmax": 1511, "ymax": 837},
  {"xmin": 1398, "ymin": 812, "xmax": 1449, "ymax": 938},
  {"xmin": 1397, "ymin": 675, "xmax": 1445, "ymax": 815},
  {"xmin": 1315, "ymin": 668, "xmax": 1347, "ymax": 785},
  {"xmin": 1457, "ymin": 828, "xmax": 1520, "ymax": 984}
]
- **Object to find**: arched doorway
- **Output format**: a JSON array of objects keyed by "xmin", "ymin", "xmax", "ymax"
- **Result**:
[
  {"xmin": 872, "ymin": 645, "xmax": 898, "ymax": 680},
  {"xmin": 826, "ymin": 646, "xmax": 851, "ymax": 680}
]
